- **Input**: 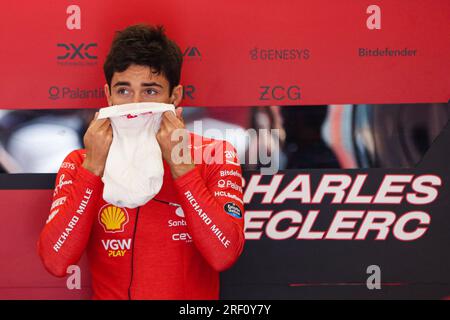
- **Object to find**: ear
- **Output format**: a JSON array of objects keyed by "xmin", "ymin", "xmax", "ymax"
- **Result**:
[
  {"xmin": 104, "ymin": 84, "xmax": 112, "ymax": 106},
  {"xmin": 170, "ymin": 85, "xmax": 183, "ymax": 107}
]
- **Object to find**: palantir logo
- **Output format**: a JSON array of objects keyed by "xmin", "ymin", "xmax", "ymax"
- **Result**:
[
  {"xmin": 49, "ymin": 86, "xmax": 60, "ymax": 100},
  {"xmin": 47, "ymin": 86, "xmax": 105, "ymax": 100}
]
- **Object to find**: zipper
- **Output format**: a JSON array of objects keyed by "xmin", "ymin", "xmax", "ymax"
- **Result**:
[
  {"xmin": 127, "ymin": 199, "xmax": 177, "ymax": 299},
  {"xmin": 128, "ymin": 207, "xmax": 140, "ymax": 300},
  {"xmin": 153, "ymin": 198, "xmax": 181, "ymax": 207}
]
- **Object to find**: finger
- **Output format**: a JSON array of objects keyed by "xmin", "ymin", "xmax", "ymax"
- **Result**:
[
  {"xmin": 175, "ymin": 107, "xmax": 185, "ymax": 124},
  {"xmin": 158, "ymin": 123, "xmax": 166, "ymax": 133},
  {"xmin": 106, "ymin": 126, "xmax": 113, "ymax": 137},
  {"xmin": 92, "ymin": 116, "xmax": 110, "ymax": 129},
  {"xmin": 99, "ymin": 117, "xmax": 111, "ymax": 126},
  {"xmin": 160, "ymin": 112, "xmax": 175, "ymax": 128},
  {"xmin": 164, "ymin": 110, "xmax": 177, "ymax": 120},
  {"xmin": 98, "ymin": 119, "xmax": 112, "ymax": 131},
  {"xmin": 91, "ymin": 121, "xmax": 109, "ymax": 132},
  {"xmin": 158, "ymin": 117, "xmax": 168, "ymax": 131},
  {"xmin": 175, "ymin": 107, "xmax": 183, "ymax": 119},
  {"xmin": 87, "ymin": 112, "xmax": 99, "ymax": 127},
  {"xmin": 164, "ymin": 111, "xmax": 183, "ymax": 126},
  {"xmin": 160, "ymin": 112, "xmax": 169, "ymax": 124}
]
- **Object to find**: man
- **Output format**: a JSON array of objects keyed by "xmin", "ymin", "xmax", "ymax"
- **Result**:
[{"xmin": 38, "ymin": 24, "xmax": 245, "ymax": 299}]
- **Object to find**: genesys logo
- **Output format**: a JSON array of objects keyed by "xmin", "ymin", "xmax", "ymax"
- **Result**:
[
  {"xmin": 99, "ymin": 205, "xmax": 129, "ymax": 233},
  {"xmin": 101, "ymin": 238, "xmax": 131, "ymax": 257},
  {"xmin": 250, "ymin": 48, "xmax": 310, "ymax": 61},
  {"xmin": 48, "ymin": 86, "xmax": 105, "ymax": 100},
  {"xmin": 61, "ymin": 162, "xmax": 76, "ymax": 170}
]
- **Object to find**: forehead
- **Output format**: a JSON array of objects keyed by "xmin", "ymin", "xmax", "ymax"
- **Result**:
[{"xmin": 112, "ymin": 64, "xmax": 169, "ymax": 86}]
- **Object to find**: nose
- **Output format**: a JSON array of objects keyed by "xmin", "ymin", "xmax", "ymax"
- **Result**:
[{"xmin": 133, "ymin": 96, "xmax": 143, "ymax": 103}]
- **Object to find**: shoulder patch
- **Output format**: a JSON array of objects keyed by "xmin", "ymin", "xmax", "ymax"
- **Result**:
[{"xmin": 224, "ymin": 202, "xmax": 242, "ymax": 218}]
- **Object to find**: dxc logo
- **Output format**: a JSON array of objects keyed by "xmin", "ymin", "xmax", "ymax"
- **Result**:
[{"xmin": 57, "ymin": 43, "xmax": 98, "ymax": 60}]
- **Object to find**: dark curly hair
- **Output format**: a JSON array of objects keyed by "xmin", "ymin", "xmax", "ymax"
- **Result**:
[{"xmin": 103, "ymin": 24, "xmax": 183, "ymax": 93}]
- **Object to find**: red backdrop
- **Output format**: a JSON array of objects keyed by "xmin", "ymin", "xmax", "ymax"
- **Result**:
[{"xmin": 0, "ymin": 0, "xmax": 449, "ymax": 109}]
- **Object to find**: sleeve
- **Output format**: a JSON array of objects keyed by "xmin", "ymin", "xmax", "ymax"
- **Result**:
[
  {"xmin": 173, "ymin": 141, "xmax": 245, "ymax": 272},
  {"xmin": 37, "ymin": 150, "xmax": 103, "ymax": 277}
]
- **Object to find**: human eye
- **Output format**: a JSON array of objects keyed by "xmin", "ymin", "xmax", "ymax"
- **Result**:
[
  {"xmin": 144, "ymin": 88, "xmax": 159, "ymax": 96},
  {"xmin": 117, "ymin": 87, "xmax": 130, "ymax": 95}
]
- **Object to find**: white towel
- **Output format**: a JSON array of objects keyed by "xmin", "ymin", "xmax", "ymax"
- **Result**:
[{"xmin": 98, "ymin": 102, "xmax": 175, "ymax": 208}]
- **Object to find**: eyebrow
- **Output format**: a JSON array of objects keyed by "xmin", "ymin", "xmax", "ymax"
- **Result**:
[{"xmin": 112, "ymin": 81, "xmax": 163, "ymax": 88}]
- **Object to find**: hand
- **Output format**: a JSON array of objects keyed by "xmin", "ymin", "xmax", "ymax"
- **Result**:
[
  {"xmin": 82, "ymin": 112, "xmax": 113, "ymax": 176},
  {"xmin": 156, "ymin": 107, "xmax": 195, "ymax": 179}
]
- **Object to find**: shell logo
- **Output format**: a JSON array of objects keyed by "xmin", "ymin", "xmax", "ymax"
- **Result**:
[{"xmin": 98, "ymin": 204, "xmax": 129, "ymax": 233}]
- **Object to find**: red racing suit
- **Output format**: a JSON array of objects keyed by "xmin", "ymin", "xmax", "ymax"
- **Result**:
[{"xmin": 37, "ymin": 134, "xmax": 245, "ymax": 299}]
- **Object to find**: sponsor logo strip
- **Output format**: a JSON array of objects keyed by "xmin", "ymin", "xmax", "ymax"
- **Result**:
[{"xmin": 53, "ymin": 188, "xmax": 93, "ymax": 252}]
